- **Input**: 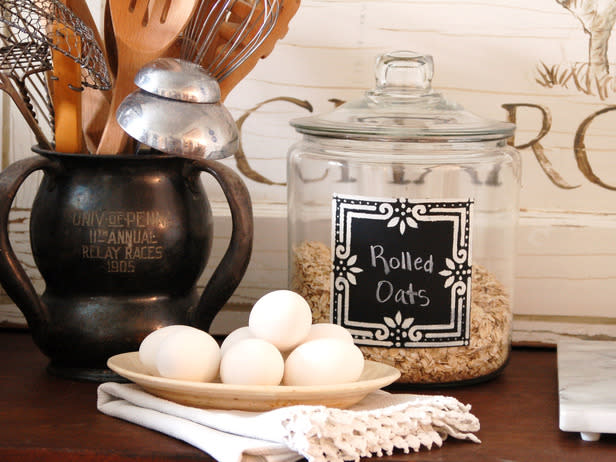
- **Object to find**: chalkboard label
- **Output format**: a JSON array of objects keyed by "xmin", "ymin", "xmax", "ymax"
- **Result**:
[{"xmin": 331, "ymin": 194, "xmax": 473, "ymax": 348}]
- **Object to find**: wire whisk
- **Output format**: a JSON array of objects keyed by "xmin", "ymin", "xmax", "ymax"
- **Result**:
[
  {"xmin": 179, "ymin": 0, "xmax": 280, "ymax": 82},
  {"xmin": 0, "ymin": 0, "xmax": 111, "ymax": 90}
]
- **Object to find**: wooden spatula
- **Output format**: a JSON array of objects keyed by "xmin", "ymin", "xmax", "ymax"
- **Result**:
[
  {"xmin": 50, "ymin": 22, "xmax": 84, "ymax": 153},
  {"xmin": 97, "ymin": 0, "xmax": 198, "ymax": 155},
  {"xmin": 64, "ymin": 0, "xmax": 112, "ymax": 153}
]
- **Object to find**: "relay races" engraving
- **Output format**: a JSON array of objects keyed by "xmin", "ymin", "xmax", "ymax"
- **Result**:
[{"xmin": 72, "ymin": 210, "xmax": 169, "ymax": 273}]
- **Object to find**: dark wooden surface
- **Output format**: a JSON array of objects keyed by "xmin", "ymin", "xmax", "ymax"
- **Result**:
[{"xmin": 2, "ymin": 330, "xmax": 615, "ymax": 461}]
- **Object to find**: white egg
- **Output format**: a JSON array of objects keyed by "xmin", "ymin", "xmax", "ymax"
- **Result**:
[
  {"xmin": 139, "ymin": 325, "xmax": 195, "ymax": 375},
  {"xmin": 156, "ymin": 328, "xmax": 221, "ymax": 382},
  {"xmin": 220, "ymin": 338, "xmax": 284, "ymax": 385},
  {"xmin": 220, "ymin": 326, "xmax": 256, "ymax": 356},
  {"xmin": 283, "ymin": 338, "xmax": 365, "ymax": 386},
  {"xmin": 248, "ymin": 290, "xmax": 312, "ymax": 352},
  {"xmin": 302, "ymin": 323, "xmax": 354, "ymax": 344}
]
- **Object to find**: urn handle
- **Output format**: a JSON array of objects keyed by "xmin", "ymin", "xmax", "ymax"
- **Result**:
[
  {"xmin": 187, "ymin": 158, "xmax": 254, "ymax": 331},
  {"xmin": 0, "ymin": 155, "xmax": 58, "ymax": 333}
]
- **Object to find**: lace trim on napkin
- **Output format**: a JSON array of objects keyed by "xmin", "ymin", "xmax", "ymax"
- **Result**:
[{"xmin": 276, "ymin": 394, "xmax": 480, "ymax": 462}]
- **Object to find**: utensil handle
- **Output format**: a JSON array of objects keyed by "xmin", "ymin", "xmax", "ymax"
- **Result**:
[
  {"xmin": 0, "ymin": 75, "xmax": 52, "ymax": 150},
  {"xmin": 51, "ymin": 27, "xmax": 84, "ymax": 153},
  {"xmin": 187, "ymin": 158, "xmax": 253, "ymax": 331},
  {"xmin": 0, "ymin": 155, "xmax": 58, "ymax": 332}
]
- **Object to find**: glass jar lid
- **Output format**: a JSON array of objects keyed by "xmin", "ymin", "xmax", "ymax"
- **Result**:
[{"xmin": 290, "ymin": 51, "xmax": 514, "ymax": 142}]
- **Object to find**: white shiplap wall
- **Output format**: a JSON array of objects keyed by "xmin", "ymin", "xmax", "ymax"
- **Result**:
[{"xmin": 2, "ymin": 0, "xmax": 616, "ymax": 344}]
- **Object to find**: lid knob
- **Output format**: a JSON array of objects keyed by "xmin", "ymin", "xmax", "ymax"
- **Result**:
[{"xmin": 373, "ymin": 51, "xmax": 434, "ymax": 94}]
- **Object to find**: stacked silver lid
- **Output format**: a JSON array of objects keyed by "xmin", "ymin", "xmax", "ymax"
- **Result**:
[{"xmin": 117, "ymin": 57, "xmax": 238, "ymax": 159}]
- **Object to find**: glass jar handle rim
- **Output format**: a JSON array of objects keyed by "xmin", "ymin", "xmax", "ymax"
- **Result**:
[{"xmin": 371, "ymin": 51, "xmax": 434, "ymax": 96}]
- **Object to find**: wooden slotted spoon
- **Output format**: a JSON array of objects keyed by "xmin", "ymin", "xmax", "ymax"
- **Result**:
[{"xmin": 97, "ymin": 0, "xmax": 198, "ymax": 155}]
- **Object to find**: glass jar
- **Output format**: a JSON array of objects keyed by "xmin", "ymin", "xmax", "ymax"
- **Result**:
[{"xmin": 287, "ymin": 51, "xmax": 521, "ymax": 386}]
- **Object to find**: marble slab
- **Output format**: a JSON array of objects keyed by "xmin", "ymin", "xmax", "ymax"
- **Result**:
[{"xmin": 558, "ymin": 340, "xmax": 616, "ymax": 441}]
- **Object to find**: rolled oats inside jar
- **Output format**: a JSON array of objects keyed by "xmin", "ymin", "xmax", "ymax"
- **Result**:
[{"xmin": 292, "ymin": 240, "xmax": 512, "ymax": 385}]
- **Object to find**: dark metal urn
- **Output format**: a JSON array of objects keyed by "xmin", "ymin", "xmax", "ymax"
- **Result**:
[{"xmin": 0, "ymin": 147, "xmax": 253, "ymax": 381}]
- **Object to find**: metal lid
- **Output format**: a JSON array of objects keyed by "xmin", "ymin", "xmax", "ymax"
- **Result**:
[
  {"xmin": 116, "ymin": 90, "xmax": 238, "ymax": 159},
  {"xmin": 135, "ymin": 58, "xmax": 221, "ymax": 103},
  {"xmin": 290, "ymin": 51, "xmax": 514, "ymax": 142}
]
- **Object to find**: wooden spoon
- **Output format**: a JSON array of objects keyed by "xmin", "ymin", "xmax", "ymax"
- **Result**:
[
  {"xmin": 65, "ymin": 0, "xmax": 108, "ymax": 64},
  {"xmin": 97, "ymin": 0, "xmax": 198, "ymax": 155},
  {"xmin": 103, "ymin": 0, "xmax": 117, "ymax": 79}
]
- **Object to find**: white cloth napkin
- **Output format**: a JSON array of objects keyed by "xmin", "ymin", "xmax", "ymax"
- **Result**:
[{"xmin": 97, "ymin": 383, "xmax": 480, "ymax": 462}]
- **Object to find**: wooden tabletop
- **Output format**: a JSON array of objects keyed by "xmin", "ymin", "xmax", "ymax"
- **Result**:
[{"xmin": 1, "ymin": 329, "xmax": 615, "ymax": 461}]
